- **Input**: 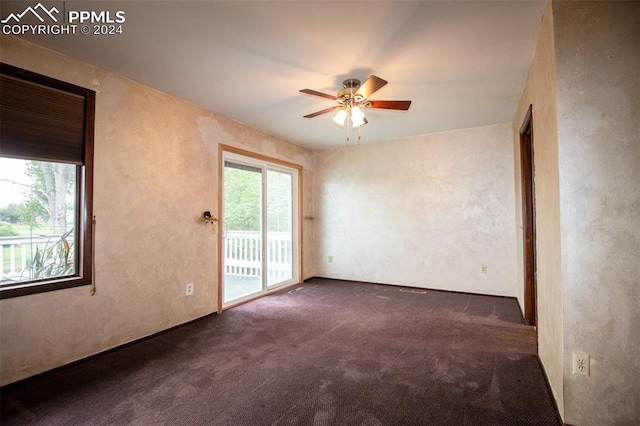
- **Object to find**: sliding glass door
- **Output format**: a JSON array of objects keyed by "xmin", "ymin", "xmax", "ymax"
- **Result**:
[
  {"xmin": 266, "ymin": 169, "xmax": 294, "ymax": 287},
  {"xmin": 222, "ymin": 151, "xmax": 298, "ymax": 306}
]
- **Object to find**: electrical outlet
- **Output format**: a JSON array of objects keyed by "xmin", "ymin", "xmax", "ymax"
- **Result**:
[
  {"xmin": 186, "ymin": 283, "xmax": 194, "ymax": 296},
  {"xmin": 328, "ymin": 255, "xmax": 333, "ymax": 263},
  {"xmin": 481, "ymin": 264, "xmax": 487, "ymax": 274},
  {"xmin": 573, "ymin": 352, "xmax": 590, "ymax": 376}
]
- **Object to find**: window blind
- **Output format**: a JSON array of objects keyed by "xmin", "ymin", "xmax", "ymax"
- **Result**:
[
  {"xmin": 0, "ymin": 65, "xmax": 88, "ymax": 164},
  {"xmin": 225, "ymin": 160, "xmax": 263, "ymax": 174}
]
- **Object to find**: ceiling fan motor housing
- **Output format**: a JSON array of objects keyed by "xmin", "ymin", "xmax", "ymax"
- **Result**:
[
  {"xmin": 338, "ymin": 78, "xmax": 365, "ymax": 106},
  {"xmin": 342, "ymin": 78, "xmax": 361, "ymax": 89}
]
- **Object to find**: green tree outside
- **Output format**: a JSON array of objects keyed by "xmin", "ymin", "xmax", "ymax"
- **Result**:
[
  {"xmin": 267, "ymin": 170, "xmax": 292, "ymax": 233},
  {"xmin": 0, "ymin": 204, "xmax": 19, "ymax": 223},
  {"xmin": 224, "ymin": 166, "xmax": 261, "ymax": 232},
  {"xmin": 223, "ymin": 166, "xmax": 292, "ymax": 233},
  {"xmin": 25, "ymin": 161, "xmax": 75, "ymax": 234}
]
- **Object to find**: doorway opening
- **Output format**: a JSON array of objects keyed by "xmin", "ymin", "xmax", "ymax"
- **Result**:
[
  {"xmin": 218, "ymin": 145, "xmax": 302, "ymax": 311},
  {"xmin": 520, "ymin": 105, "xmax": 537, "ymax": 328}
]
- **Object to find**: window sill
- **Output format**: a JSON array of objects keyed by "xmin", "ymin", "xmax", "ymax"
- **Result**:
[{"xmin": 0, "ymin": 277, "xmax": 90, "ymax": 300}]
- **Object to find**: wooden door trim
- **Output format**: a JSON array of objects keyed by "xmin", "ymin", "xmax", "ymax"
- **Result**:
[{"xmin": 520, "ymin": 105, "xmax": 537, "ymax": 328}]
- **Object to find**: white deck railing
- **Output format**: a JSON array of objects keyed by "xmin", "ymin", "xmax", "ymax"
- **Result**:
[
  {"xmin": 224, "ymin": 231, "xmax": 293, "ymax": 282},
  {"xmin": 1, "ymin": 232, "xmax": 293, "ymax": 283},
  {"xmin": 0, "ymin": 235, "xmax": 60, "ymax": 282}
]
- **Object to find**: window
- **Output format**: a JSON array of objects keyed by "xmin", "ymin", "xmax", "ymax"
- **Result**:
[{"xmin": 0, "ymin": 63, "xmax": 95, "ymax": 299}]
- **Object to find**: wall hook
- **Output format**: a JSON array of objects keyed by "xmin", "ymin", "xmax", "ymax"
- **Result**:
[{"xmin": 200, "ymin": 211, "xmax": 218, "ymax": 224}]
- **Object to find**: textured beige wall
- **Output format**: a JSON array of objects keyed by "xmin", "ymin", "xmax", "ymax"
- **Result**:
[
  {"xmin": 314, "ymin": 124, "xmax": 518, "ymax": 297},
  {"xmin": 512, "ymin": 1, "xmax": 564, "ymax": 415},
  {"xmin": 553, "ymin": 1, "xmax": 640, "ymax": 424},
  {"xmin": 0, "ymin": 35, "xmax": 314, "ymax": 386}
]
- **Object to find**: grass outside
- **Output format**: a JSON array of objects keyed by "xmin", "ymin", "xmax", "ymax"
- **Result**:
[
  {"xmin": 2, "ymin": 244, "xmax": 33, "ymax": 275},
  {"xmin": 9, "ymin": 223, "xmax": 54, "ymax": 236}
]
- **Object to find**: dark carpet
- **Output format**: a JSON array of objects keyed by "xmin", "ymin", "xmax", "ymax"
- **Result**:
[{"xmin": 1, "ymin": 278, "xmax": 560, "ymax": 425}]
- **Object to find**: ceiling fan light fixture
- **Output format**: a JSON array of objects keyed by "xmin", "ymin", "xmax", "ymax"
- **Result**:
[
  {"xmin": 351, "ymin": 106, "xmax": 366, "ymax": 127},
  {"xmin": 300, "ymin": 75, "xmax": 410, "ymax": 142},
  {"xmin": 332, "ymin": 109, "xmax": 347, "ymax": 126}
]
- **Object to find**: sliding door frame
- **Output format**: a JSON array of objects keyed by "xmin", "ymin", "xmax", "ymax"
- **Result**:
[{"xmin": 217, "ymin": 144, "xmax": 303, "ymax": 312}]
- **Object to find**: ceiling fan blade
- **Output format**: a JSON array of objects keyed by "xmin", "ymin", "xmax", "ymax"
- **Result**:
[
  {"xmin": 355, "ymin": 75, "xmax": 388, "ymax": 99},
  {"xmin": 367, "ymin": 100, "xmax": 412, "ymax": 110},
  {"xmin": 299, "ymin": 89, "xmax": 337, "ymax": 100},
  {"xmin": 303, "ymin": 106, "xmax": 341, "ymax": 118}
]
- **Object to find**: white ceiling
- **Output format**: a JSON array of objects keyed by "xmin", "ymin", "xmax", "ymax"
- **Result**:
[{"xmin": 6, "ymin": 1, "xmax": 546, "ymax": 149}]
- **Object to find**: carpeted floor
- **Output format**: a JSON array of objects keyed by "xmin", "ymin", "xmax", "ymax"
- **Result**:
[{"xmin": 1, "ymin": 278, "xmax": 560, "ymax": 425}]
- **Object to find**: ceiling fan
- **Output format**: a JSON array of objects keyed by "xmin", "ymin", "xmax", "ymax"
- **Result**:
[{"xmin": 299, "ymin": 75, "xmax": 411, "ymax": 142}]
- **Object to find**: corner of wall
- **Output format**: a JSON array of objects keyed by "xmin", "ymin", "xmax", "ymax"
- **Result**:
[{"xmin": 512, "ymin": 0, "xmax": 564, "ymax": 419}]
